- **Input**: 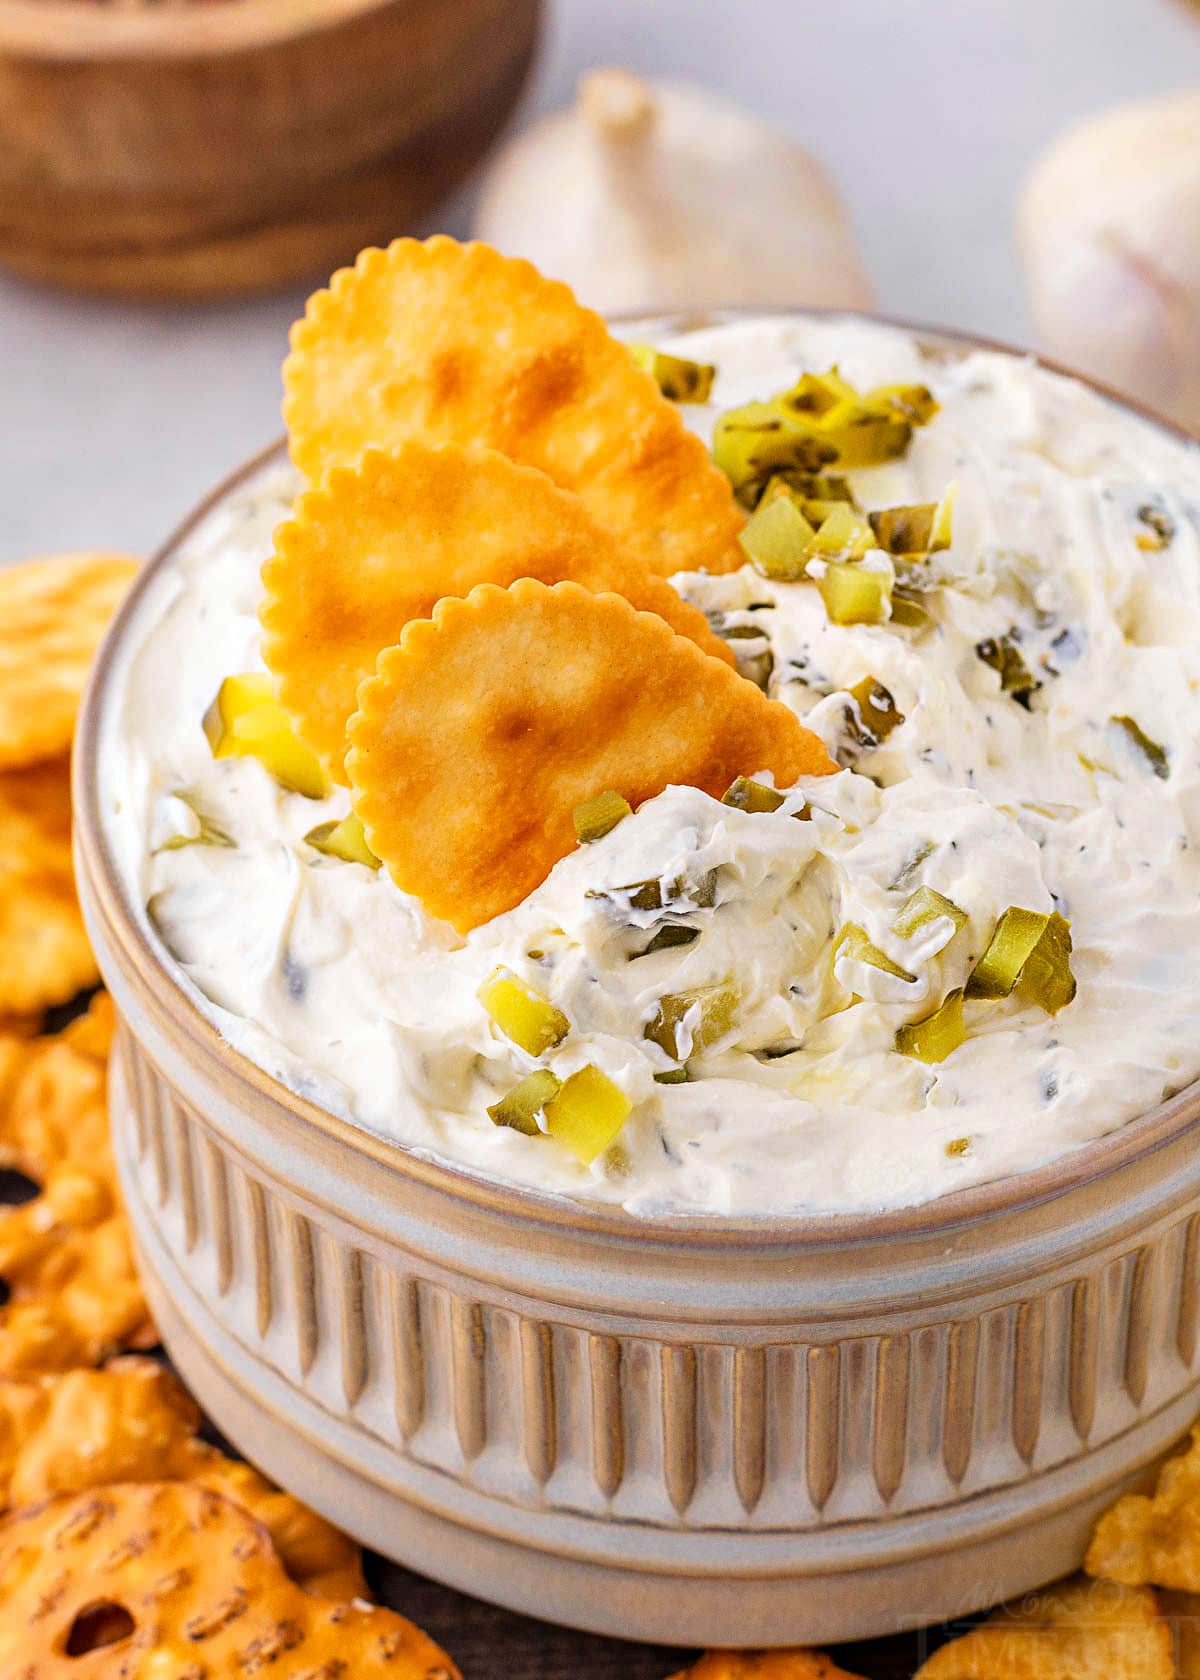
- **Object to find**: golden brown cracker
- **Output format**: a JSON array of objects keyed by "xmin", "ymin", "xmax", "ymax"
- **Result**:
[
  {"xmin": 670, "ymin": 1652, "xmax": 866, "ymax": 1680},
  {"xmin": 913, "ymin": 1575, "xmax": 1172, "ymax": 1679},
  {"xmin": 0, "ymin": 552, "xmax": 138, "ymax": 771},
  {"xmin": 0, "ymin": 1174, "xmax": 152, "ymax": 1377},
  {"xmin": 0, "ymin": 1014, "xmax": 46, "ymax": 1039},
  {"xmin": 0, "ymin": 990, "xmax": 114, "ymax": 1179},
  {"xmin": 191, "ymin": 1452, "xmax": 365, "ymax": 1601},
  {"xmin": 1158, "ymin": 1588, "xmax": 1200, "ymax": 1677},
  {"xmin": 283, "ymin": 236, "xmax": 743, "ymax": 577},
  {"xmin": 263, "ymin": 441, "xmax": 735, "ymax": 779},
  {"xmin": 1087, "ymin": 1424, "xmax": 1200, "ymax": 1592},
  {"xmin": 0, "ymin": 1481, "xmax": 459, "ymax": 1677},
  {"xmin": 0, "ymin": 756, "xmax": 98, "ymax": 1016},
  {"xmin": 0, "ymin": 993, "xmax": 154, "ymax": 1374},
  {"xmin": 347, "ymin": 579, "xmax": 834, "ymax": 931},
  {"xmin": 0, "ymin": 1358, "xmax": 364, "ymax": 1600},
  {"xmin": 0, "ymin": 1357, "xmax": 198, "ymax": 1508}
]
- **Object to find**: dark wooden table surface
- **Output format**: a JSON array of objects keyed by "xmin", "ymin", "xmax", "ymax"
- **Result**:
[{"xmin": 369, "ymin": 1555, "xmax": 972, "ymax": 1679}]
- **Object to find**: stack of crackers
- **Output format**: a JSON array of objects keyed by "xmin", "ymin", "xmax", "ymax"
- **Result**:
[
  {"xmin": 0, "ymin": 553, "xmax": 461, "ymax": 1675},
  {"xmin": 265, "ymin": 237, "xmax": 835, "ymax": 933}
]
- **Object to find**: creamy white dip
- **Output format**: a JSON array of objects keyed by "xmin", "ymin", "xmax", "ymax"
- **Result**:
[{"xmin": 102, "ymin": 315, "xmax": 1200, "ymax": 1216}]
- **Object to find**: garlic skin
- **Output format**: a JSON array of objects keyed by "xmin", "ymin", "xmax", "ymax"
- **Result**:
[
  {"xmin": 1019, "ymin": 92, "xmax": 1200, "ymax": 434},
  {"xmin": 473, "ymin": 67, "xmax": 873, "ymax": 315}
]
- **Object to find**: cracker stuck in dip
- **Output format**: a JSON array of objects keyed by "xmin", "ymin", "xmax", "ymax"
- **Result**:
[{"xmin": 102, "ymin": 253, "xmax": 1200, "ymax": 1216}]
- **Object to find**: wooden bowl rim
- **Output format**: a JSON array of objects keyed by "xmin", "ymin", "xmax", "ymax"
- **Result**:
[{"xmin": 0, "ymin": 0, "xmax": 414, "ymax": 59}]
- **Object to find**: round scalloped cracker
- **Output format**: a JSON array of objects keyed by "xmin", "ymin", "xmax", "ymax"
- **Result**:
[
  {"xmin": 0, "ymin": 757, "xmax": 98, "ymax": 1016},
  {"xmin": 0, "ymin": 1358, "xmax": 364, "ymax": 1600},
  {"xmin": 0, "ymin": 552, "xmax": 138, "ymax": 772},
  {"xmin": 913, "ymin": 1576, "xmax": 1172, "ymax": 1679},
  {"xmin": 283, "ymin": 236, "xmax": 744, "ymax": 578},
  {"xmin": 263, "ymin": 441, "xmax": 735, "ymax": 781},
  {"xmin": 347, "ymin": 579, "xmax": 835, "ymax": 932},
  {"xmin": 0, "ymin": 1481, "xmax": 461, "ymax": 1678}
]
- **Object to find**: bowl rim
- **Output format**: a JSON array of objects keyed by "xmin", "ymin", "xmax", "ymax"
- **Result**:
[
  {"xmin": 75, "ymin": 303, "xmax": 1200, "ymax": 1248},
  {"xmin": 0, "ymin": 0, "xmax": 412, "ymax": 60}
]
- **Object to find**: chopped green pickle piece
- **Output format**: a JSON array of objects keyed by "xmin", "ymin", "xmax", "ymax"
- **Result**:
[
  {"xmin": 717, "ymin": 624, "xmax": 774, "ymax": 691},
  {"xmin": 975, "ymin": 633, "xmax": 1040, "ymax": 709},
  {"xmin": 634, "ymin": 925, "xmax": 701, "ymax": 959},
  {"xmin": 543, "ymin": 1065, "xmax": 632, "ymax": 1164},
  {"xmin": 645, "ymin": 982, "xmax": 740, "ymax": 1060},
  {"xmin": 690, "ymin": 870, "xmax": 720, "ymax": 908},
  {"xmin": 156, "ymin": 793, "xmax": 234, "ymax": 853},
  {"xmin": 929, "ymin": 482, "xmax": 956, "ymax": 550},
  {"xmin": 713, "ymin": 404, "xmax": 839, "ymax": 496},
  {"xmin": 715, "ymin": 374, "xmax": 936, "ymax": 497},
  {"xmin": 573, "ymin": 789, "xmax": 632, "ymax": 843},
  {"xmin": 646, "ymin": 924, "xmax": 701, "ymax": 952},
  {"xmin": 815, "ymin": 401, "xmax": 912, "ymax": 468},
  {"xmin": 737, "ymin": 493, "xmax": 815, "ymax": 579},
  {"xmin": 808, "ymin": 503, "xmax": 874, "ymax": 558},
  {"xmin": 203, "ymin": 673, "xmax": 331, "ymax": 800},
  {"xmin": 818, "ymin": 562, "xmax": 892, "ymax": 626},
  {"xmin": 158, "ymin": 815, "xmax": 235, "ymax": 852},
  {"xmin": 848, "ymin": 676, "xmax": 904, "ymax": 742},
  {"xmin": 1018, "ymin": 913, "xmax": 1076, "ymax": 1015},
  {"xmin": 628, "ymin": 343, "xmax": 715, "ymax": 403},
  {"xmin": 304, "ymin": 813, "xmax": 380, "ymax": 869},
  {"xmin": 945, "ymin": 1136, "xmax": 971, "ymax": 1157},
  {"xmin": 966, "ymin": 908, "xmax": 1076, "ymax": 1014},
  {"xmin": 1111, "ymin": 715, "xmax": 1169, "ymax": 781},
  {"xmin": 868, "ymin": 483, "xmax": 956, "ymax": 558},
  {"xmin": 835, "ymin": 924, "xmax": 916, "ymax": 984},
  {"xmin": 890, "ymin": 840, "xmax": 935, "ymax": 892},
  {"xmin": 653, "ymin": 1067, "xmax": 689, "ymax": 1085},
  {"xmin": 966, "ymin": 907, "xmax": 1045, "ymax": 999},
  {"xmin": 893, "ymin": 886, "xmax": 967, "ymax": 941},
  {"xmin": 722, "ymin": 775, "xmax": 785, "ymax": 813},
  {"xmin": 869, "ymin": 503, "xmax": 936, "ymax": 555},
  {"xmin": 895, "ymin": 989, "xmax": 966, "ymax": 1064},
  {"xmin": 800, "ymin": 500, "xmax": 847, "ymax": 527},
  {"xmin": 477, "ymin": 968, "xmax": 570, "ymax": 1056},
  {"xmin": 775, "ymin": 369, "xmax": 856, "ymax": 417},
  {"xmin": 614, "ymin": 870, "xmax": 718, "ymax": 913},
  {"xmin": 1137, "ymin": 501, "xmax": 1175, "ymax": 549},
  {"xmin": 759, "ymin": 471, "xmax": 856, "ymax": 516},
  {"xmin": 865, "ymin": 382, "xmax": 940, "ymax": 425},
  {"xmin": 487, "ymin": 1069, "xmax": 561, "ymax": 1136},
  {"xmin": 889, "ymin": 593, "xmax": 933, "ymax": 630}
]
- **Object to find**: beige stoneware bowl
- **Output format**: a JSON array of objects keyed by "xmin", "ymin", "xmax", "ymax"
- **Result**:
[{"xmin": 75, "ymin": 315, "xmax": 1200, "ymax": 1647}]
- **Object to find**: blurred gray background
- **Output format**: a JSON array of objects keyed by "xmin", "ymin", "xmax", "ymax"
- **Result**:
[{"xmin": 4, "ymin": 0, "xmax": 1200, "ymax": 564}]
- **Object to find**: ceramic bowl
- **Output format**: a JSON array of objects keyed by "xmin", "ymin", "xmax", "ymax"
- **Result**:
[{"xmin": 74, "ymin": 314, "xmax": 1200, "ymax": 1646}]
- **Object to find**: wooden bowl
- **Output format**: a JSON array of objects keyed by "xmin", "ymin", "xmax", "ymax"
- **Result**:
[{"xmin": 0, "ymin": 0, "xmax": 541, "ymax": 299}]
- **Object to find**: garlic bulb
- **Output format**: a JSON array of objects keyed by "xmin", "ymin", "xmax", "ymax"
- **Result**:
[
  {"xmin": 473, "ymin": 67, "xmax": 873, "ymax": 315},
  {"xmin": 1019, "ymin": 92, "xmax": 1200, "ymax": 433}
]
